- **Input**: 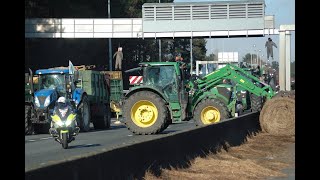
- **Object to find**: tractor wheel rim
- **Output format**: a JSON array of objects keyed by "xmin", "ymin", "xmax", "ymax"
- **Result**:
[
  {"xmin": 131, "ymin": 100, "xmax": 158, "ymax": 128},
  {"xmin": 201, "ymin": 106, "xmax": 220, "ymax": 124}
]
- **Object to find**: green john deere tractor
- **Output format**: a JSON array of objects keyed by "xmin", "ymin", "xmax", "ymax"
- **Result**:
[{"xmin": 122, "ymin": 62, "xmax": 294, "ymax": 136}]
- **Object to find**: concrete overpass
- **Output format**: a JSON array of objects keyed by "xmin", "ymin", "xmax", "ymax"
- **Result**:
[{"xmin": 24, "ymin": 0, "xmax": 294, "ymax": 90}]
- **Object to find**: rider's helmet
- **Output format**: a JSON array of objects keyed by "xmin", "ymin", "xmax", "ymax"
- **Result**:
[{"xmin": 57, "ymin": 97, "xmax": 68, "ymax": 109}]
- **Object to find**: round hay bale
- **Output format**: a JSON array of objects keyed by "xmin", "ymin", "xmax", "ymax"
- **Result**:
[
  {"xmin": 259, "ymin": 97, "xmax": 295, "ymax": 136},
  {"xmin": 274, "ymin": 90, "xmax": 295, "ymax": 100}
]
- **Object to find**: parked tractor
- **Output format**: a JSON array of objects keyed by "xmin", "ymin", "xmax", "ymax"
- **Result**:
[
  {"xmin": 25, "ymin": 62, "xmax": 111, "ymax": 134},
  {"xmin": 122, "ymin": 62, "xmax": 295, "ymax": 136}
]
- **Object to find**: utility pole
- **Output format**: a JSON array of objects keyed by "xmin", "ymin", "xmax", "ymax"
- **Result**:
[
  {"xmin": 190, "ymin": 38, "xmax": 193, "ymax": 74},
  {"xmin": 108, "ymin": 0, "xmax": 112, "ymax": 71},
  {"xmin": 158, "ymin": 0, "xmax": 161, "ymax": 62}
]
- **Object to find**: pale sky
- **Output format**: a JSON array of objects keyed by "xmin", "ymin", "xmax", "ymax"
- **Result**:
[{"xmin": 174, "ymin": 0, "xmax": 295, "ymax": 62}]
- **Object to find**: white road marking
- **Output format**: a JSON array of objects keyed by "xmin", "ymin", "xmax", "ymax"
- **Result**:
[
  {"xmin": 127, "ymin": 134, "xmax": 133, "ymax": 137},
  {"xmin": 40, "ymin": 137, "xmax": 52, "ymax": 140},
  {"xmin": 28, "ymin": 140, "xmax": 36, "ymax": 142}
]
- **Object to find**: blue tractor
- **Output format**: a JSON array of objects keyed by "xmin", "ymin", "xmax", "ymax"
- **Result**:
[{"xmin": 25, "ymin": 64, "xmax": 110, "ymax": 134}]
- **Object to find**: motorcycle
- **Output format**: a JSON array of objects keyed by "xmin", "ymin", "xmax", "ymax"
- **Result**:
[{"xmin": 49, "ymin": 102, "xmax": 80, "ymax": 149}]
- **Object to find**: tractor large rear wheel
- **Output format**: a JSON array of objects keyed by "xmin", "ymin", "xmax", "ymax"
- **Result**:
[
  {"xmin": 123, "ymin": 91, "xmax": 168, "ymax": 135},
  {"xmin": 78, "ymin": 95, "xmax": 91, "ymax": 132},
  {"xmin": 194, "ymin": 98, "xmax": 230, "ymax": 126},
  {"xmin": 93, "ymin": 104, "xmax": 111, "ymax": 129},
  {"xmin": 259, "ymin": 97, "xmax": 295, "ymax": 136},
  {"xmin": 25, "ymin": 105, "xmax": 33, "ymax": 135}
]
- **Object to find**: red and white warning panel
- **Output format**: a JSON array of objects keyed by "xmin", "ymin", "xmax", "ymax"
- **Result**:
[{"xmin": 129, "ymin": 76, "xmax": 143, "ymax": 85}]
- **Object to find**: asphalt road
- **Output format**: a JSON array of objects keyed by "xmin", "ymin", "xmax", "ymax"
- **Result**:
[{"xmin": 25, "ymin": 119, "xmax": 197, "ymax": 172}]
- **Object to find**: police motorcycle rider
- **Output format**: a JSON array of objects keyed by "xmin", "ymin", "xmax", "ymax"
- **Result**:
[{"xmin": 49, "ymin": 97, "xmax": 80, "ymax": 141}]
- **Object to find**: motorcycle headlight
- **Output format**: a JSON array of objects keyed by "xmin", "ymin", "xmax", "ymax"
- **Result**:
[
  {"xmin": 44, "ymin": 96, "xmax": 50, "ymax": 107},
  {"xmin": 65, "ymin": 114, "xmax": 77, "ymax": 127},
  {"xmin": 65, "ymin": 119, "xmax": 73, "ymax": 126},
  {"xmin": 56, "ymin": 120, "xmax": 64, "ymax": 127},
  {"xmin": 34, "ymin": 97, "xmax": 40, "ymax": 107},
  {"xmin": 51, "ymin": 115, "xmax": 64, "ymax": 127}
]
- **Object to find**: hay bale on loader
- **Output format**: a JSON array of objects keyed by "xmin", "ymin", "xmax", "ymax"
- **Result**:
[{"xmin": 259, "ymin": 91, "xmax": 295, "ymax": 136}]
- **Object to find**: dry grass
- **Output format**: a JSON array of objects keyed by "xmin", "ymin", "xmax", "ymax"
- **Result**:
[{"xmin": 143, "ymin": 133, "xmax": 295, "ymax": 180}]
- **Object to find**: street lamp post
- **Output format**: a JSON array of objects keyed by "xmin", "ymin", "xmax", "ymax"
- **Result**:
[
  {"xmin": 258, "ymin": 49, "xmax": 261, "ymax": 66},
  {"xmin": 254, "ymin": 49, "xmax": 256, "ymax": 64},
  {"xmin": 252, "ymin": 44, "xmax": 256, "ymax": 65},
  {"xmin": 108, "ymin": 0, "xmax": 112, "ymax": 71}
]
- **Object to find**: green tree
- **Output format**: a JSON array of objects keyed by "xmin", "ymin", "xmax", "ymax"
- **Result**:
[
  {"xmin": 242, "ymin": 53, "xmax": 258, "ymax": 64},
  {"xmin": 205, "ymin": 53, "xmax": 217, "ymax": 61},
  {"xmin": 193, "ymin": 39, "xmax": 207, "ymax": 61}
]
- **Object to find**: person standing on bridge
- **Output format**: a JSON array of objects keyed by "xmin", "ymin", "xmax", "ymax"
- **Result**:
[
  {"xmin": 113, "ymin": 47, "xmax": 123, "ymax": 70},
  {"xmin": 265, "ymin": 37, "xmax": 277, "ymax": 61}
]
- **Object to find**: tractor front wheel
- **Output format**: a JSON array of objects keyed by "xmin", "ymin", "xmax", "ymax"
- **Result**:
[
  {"xmin": 123, "ymin": 91, "xmax": 168, "ymax": 135},
  {"xmin": 194, "ymin": 98, "xmax": 230, "ymax": 126}
]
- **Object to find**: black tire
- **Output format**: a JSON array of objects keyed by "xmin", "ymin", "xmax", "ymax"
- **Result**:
[
  {"xmin": 93, "ymin": 104, "xmax": 111, "ymax": 129},
  {"xmin": 250, "ymin": 93, "xmax": 263, "ymax": 112},
  {"xmin": 105, "ymin": 103, "xmax": 111, "ymax": 128},
  {"xmin": 61, "ymin": 133, "xmax": 68, "ymax": 149},
  {"xmin": 78, "ymin": 95, "xmax": 91, "ymax": 132},
  {"xmin": 25, "ymin": 105, "xmax": 32, "ymax": 135},
  {"xmin": 194, "ymin": 98, "xmax": 230, "ymax": 126},
  {"xmin": 162, "ymin": 111, "xmax": 172, "ymax": 130},
  {"xmin": 123, "ymin": 91, "xmax": 168, "ymax": 135}
]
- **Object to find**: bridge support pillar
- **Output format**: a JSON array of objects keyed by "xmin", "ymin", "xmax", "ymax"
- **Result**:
[{"xmin": 279, "ymin": 25, "xmax": 294, "ymax": 91}]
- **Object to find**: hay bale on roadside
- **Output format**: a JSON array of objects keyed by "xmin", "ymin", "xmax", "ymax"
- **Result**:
[
  {"xmin": 274, "ymin": 90, "xmax": 295, "ymax": 100},
  {"xmin": 259, "ymin": 97, "xmax": 295, "ymax": 136}
]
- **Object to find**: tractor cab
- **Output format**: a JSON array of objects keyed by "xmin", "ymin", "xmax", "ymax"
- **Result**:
[
  {"xmin": 143, "ymin": 64, "xmax": 178, "ymax": 99},
  {"xmin": 126, "ymin": 62, "xmax": 185, "ymax": 102},
  {"xmin": 36, "ymin": 69, "xmax": 70, "ymax": 98}
]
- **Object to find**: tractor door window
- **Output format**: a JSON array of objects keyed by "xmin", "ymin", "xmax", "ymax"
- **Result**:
[
  {"xmin": 144, "ymin": 66, "xmax": 178, "ymax": 100},
  {"xmin": 145, "ymin": 67, "xmax": 160, "ymax": 85},
  {"xmin": 159, "ymin": 66, "xmax": 178, "ymax": 100}
]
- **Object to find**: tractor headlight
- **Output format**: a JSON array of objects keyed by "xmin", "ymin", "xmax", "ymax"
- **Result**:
[
  {"xmin": 44, "ymin": 96, "xmax": 50, "ymax": 107},
  {"xmin": 188, "ymin": 89, "xmax": 195, "ymax": 96},
  {"xmin": 34, "ymin": 97, "xmax": 40, "ymax": 107}
]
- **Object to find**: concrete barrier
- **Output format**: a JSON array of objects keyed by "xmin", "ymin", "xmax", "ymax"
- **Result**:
[{"xmin": 26, "ymin": 112, "xmax": 260, "ymax": 180}]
